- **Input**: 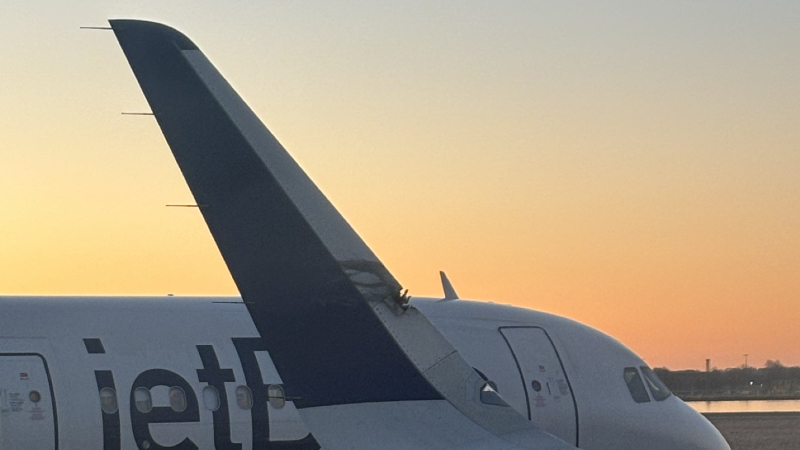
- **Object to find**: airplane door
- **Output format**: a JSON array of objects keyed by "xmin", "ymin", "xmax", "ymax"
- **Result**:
[
  {"xmin": 499, "ymin": 327, "xmax": 577, "ymax": 446},
  {"xmin": 0, "ymin": 355, "xmax": 56, "ymax": 450}
]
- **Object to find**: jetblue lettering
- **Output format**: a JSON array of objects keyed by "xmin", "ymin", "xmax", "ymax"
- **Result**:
[
  {"xmin": 196, "ymin": 345, "xmax": 240, "ymax": 450},
  {"xmin": 94, "ymin": 370, "xmax": 121, "ymax": 450},
  {"xmin": 130, "ymin": 369, "xmax": 200, "ymax": 450},
  {"xmin": 233, "ymin": 338, "xmax": 319, "ymax": 450},
  {"xmin": 93, "ymin": 340, "xmax": 319, "ymax": 450}
]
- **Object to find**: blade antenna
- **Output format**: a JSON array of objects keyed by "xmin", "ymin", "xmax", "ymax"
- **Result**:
[{"xmin": 439, "ymin": 271, "xmax": 460, "ymax": 300}]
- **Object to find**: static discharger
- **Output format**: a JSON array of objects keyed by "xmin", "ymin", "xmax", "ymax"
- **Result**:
[
  {"xmin": 121, "ymin": 112, "xmax": 154, "ymax": 116},
  {"xmin": 79, "ymin": 26, "xmax": 112, "ymax": 30},
  {"xmin": 166, "ymin": 204, "xmax": 208, "ymax": 208}
]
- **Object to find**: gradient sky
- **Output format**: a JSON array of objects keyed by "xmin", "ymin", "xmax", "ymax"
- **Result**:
[{"xmin": 1, "ymin": 2, "xmax": 798, "ymax": 370}]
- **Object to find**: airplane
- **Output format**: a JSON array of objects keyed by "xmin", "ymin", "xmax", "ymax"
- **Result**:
[{"xmin": 0, "ymin": 20, "xmax": 730, "ymax": 450}]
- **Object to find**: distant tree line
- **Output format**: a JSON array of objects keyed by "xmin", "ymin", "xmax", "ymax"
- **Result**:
[{"xmin": 654, "ymin": 360, "xmax": 800, "ymax": 401}]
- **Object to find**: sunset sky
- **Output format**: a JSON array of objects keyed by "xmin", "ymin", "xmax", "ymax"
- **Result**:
[{"xmin": 1, "ymin": 2, "xmax": 798, "ymax": 370}]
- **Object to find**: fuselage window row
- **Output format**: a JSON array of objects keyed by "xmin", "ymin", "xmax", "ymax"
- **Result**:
[{"xmin": 128, "ymin": 385, "xmax": 256, "ymax": 413}]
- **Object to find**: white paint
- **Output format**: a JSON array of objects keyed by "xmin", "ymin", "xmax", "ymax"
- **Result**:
[
  {"xmin": 0, "ymin": 355, "xmax": 55, "ymax": 450},
  {"xmin": 0, "ymin": 296, "xmax": 731, "ymax": 450}
]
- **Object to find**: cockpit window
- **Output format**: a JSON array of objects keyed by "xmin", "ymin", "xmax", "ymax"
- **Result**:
[
  {"xmin": 623, "ymin": 367, "xmax": 650, "ymax": 403},
  {"xmin": 640, "ymin": 366, "xmax": 672, "ymax": 401}
]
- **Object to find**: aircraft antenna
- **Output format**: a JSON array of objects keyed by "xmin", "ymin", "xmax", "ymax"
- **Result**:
[{"xmin": 439, "ymin": 271, "xmax": 460, "ymax": 301}]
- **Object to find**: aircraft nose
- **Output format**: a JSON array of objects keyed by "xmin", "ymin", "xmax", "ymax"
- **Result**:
[
  {"xmin": 704, "ymin": 421, "xmax": 730, "ymax": 450},
  {"xmin": 676, "ymin": 404, "xmax": 731, "ymax": 450},
  {"xmin": 691, "ymin": 419, "xmax": 730, "ymax": 450},
  {"xmin": 635, "ymin": 399, "xmax": 730, "ymax": 450}
]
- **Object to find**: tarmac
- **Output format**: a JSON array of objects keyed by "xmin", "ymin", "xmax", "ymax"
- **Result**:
[{"xmin": 704, "ymin": 412, "xmax": 800, "ymax": 450}]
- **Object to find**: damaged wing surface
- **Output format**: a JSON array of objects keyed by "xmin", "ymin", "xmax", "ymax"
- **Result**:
[{"xmin": 110, "ymin": 19, "xmax": 576, "ymax": 450}]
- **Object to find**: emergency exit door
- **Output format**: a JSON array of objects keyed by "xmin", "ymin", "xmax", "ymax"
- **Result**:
[
  {"xmin": 0, "ymin": 354, "xmax": 56, "ymax": 450},
  {"xmin": 500, "ymin": 327, "xmax": 577, "ymax": 446}
]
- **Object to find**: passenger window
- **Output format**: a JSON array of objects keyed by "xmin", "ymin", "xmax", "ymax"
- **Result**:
[
  {"xmin": 266, "ymin": 385, "xmax": 285, "ymax": 409},
  {"xmin": 99, "ymin": 387, "xmax": 118, "ymax": 414},
  {"xmin": 134, "ymin": 387, "xmax": 153, "ymax": 413},
  {"xmin": 640, "ymin": 366, "xmax": 672, "ymax": 401},
  {"xmin": 203, "ymin": 386, "xmax": 221, "ymax": 411},
  {"xmin": 623, "ymin": 367, "xmax": 650, "ymax": 403},
  {"xmin": 169, "ymin": 386, "xmax": 187, "ymax": 412},
  {"xmin": 237, "ymin": 386, "xmax": 254, "ymax": 410}
]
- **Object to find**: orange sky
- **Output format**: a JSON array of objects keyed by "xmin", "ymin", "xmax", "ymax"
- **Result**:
[{"xmin": 1, "ymin": 2, "xmax": 798, "ymax": 370}]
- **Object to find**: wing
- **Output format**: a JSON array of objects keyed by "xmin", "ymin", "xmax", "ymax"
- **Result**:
[{"xmin": 110, "ymin": 19, "xmax": 575, "ymax": 450}]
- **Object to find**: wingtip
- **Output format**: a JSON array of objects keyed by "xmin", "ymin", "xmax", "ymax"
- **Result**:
[{"xmin": 109, "ymin": 19, "xmax": 198, "ymax": 51}]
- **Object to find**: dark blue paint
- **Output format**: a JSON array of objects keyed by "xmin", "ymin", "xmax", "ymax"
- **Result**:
[
  {"xmin": 233, "ymin": 338, "xmax": 321, "ymax": 450},
  {"xmin": 130, "ymin": 369, "xmax": 200, "ymax": 450},
  {"xmin": 110, "ymin": 20, "xmax": 442, "ymax": 408},
  {"xmin": 196, "ymin": 345, "xmax": 240, "ymax": 450},
  {"xmin": 94, "ymin": 370, "xmax": 120, "ymax": 450},
  {"xmin": 84, "ymin": 338, "xmax": 106, "ymax": 354}
]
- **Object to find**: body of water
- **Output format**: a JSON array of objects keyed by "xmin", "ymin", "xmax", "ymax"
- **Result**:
[{"xmin": 688, "ymin": 399, "xmax": 800, "ymax": 414}]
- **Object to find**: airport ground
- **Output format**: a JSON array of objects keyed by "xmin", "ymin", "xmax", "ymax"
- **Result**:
[{"xmin": 704, "ymin": 412, "xmax": 800, "ymax": 450}]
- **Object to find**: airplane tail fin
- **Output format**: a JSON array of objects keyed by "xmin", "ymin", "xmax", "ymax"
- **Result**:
[{"xmin": 110, "ymin": 19, "xmax": 575, "ymax": 449}]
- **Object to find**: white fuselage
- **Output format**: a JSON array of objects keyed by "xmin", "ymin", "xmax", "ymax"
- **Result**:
[{"xmin": 0, "ymin": 296, "xmax": 727, "ymax": 450}]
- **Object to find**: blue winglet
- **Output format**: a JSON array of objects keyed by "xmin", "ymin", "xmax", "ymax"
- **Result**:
[{"xmin": 110, "ymin": 19, "xmax": 441, "ymax": 408}]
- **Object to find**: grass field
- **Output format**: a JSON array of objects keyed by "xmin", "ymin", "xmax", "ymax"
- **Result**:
[{"xmin": 704, "ymin": 412, "xmax": 800, "ymax": 450}]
